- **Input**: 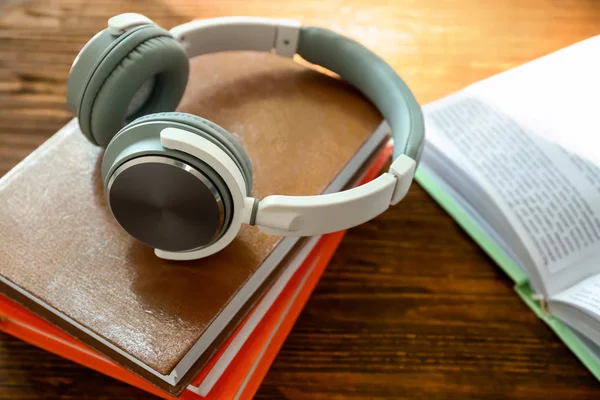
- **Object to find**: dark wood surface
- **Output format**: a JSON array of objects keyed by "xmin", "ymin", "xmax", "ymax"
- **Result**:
[{"xmin": 1, "ymin": 0, "xmax": 600, "ymax": 399}]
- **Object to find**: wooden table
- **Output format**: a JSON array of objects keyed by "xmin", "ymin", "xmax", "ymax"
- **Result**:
[{"xmin": 1, "ymin": 0, "xmax": 600, "ymax": 399}]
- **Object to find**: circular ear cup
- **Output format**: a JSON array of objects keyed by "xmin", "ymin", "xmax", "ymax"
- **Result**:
[
  {"xmin": 101, "ymin": 112, "xmax": 252, "ymax": 252},
  {"xmin": 68, "ymin": 25, "xmax": 189, "ymax": 147},
  {"xmin": 126, "ymin": 112, "xmax": 254, "ymax": 193}
]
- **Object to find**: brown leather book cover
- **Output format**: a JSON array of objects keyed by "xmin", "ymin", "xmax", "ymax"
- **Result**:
[{"xmin": 0, "ymin": 52, "xmax": 382, "ymax": 394}]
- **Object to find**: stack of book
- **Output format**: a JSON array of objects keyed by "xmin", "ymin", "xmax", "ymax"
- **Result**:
[{"xmin": 0, "ymin": 51, "xmax": 392, "ymax": 398}]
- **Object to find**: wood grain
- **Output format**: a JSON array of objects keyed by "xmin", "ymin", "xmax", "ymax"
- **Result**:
[{"xmin": 1, "ymin": 0, "xmax": 600, "ymax": 399}]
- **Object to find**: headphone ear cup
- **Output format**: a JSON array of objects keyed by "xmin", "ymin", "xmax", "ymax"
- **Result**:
[
  {"xmin": 71, "ymin": 25, "xmax": 189, "ymax": 147},
  {"xmin": 102, "ymin": 112, "xmax": 252, "ymax": 253},
  {"xmin": 126, "ymin": 112, "xmax": 253, "ymax": 194}
]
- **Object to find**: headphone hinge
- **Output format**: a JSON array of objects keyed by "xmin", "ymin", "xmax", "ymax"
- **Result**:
[{"xmin": 388, "ymin": 155, "xmax": 417, "ymax": 205}]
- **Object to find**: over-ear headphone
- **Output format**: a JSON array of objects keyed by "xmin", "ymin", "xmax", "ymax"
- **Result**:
[{"xmin": 67, "ymin": 13, "xmax": 425, "ymax": 260}]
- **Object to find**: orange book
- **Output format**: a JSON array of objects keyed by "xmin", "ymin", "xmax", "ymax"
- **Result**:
[{"xmin": 0, "ymin": 142, "xmax": 391, "ymax": 399}]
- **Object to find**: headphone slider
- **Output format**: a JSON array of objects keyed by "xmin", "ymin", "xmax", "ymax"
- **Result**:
[{"xmin": 108, "ymin": 13, "xmax": 155, "ymax": 36}]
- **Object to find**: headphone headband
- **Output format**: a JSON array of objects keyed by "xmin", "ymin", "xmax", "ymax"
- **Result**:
[{"xmin": 72, "ymin": 14, "xmax": 425, "ymax": 260}]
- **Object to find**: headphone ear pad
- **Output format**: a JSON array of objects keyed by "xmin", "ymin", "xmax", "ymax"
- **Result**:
[
  {"xmin": 125, "ymin": 112, "xmax": 254, "ymax": 194},
  {"xmin": 77, "ymin": 27, "xmax": 189, "ymax": 147}
]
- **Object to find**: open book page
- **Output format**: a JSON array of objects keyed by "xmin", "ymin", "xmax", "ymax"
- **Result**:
[
  {"xmin": 423, "ymin": 35, "xmax": 600, "ymax": 297},
  {"xmin": 419, "ymin": 142, "xmax": 532, "ymax": 279},
  {"xmin": 552, "ymin": 275, "xmax": 600, "ymax": 317},
  {"xmin": 549, "ymin": 275, "xmax": 600, "ymax": 348}
]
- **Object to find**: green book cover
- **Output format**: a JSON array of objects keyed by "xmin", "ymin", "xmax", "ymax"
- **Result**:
[{"xmin": 415, "ymin": 167, "xmax": 600, "ymax": 382}]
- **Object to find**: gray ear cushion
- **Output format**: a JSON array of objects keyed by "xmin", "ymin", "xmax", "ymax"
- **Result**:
[
  {"xmin": 127, "ymin": 112, "xmax": 253, "ymax": 192},
  {"xmin": 79, "ymin": 28, "xmax": 189, "ymax": 147}
]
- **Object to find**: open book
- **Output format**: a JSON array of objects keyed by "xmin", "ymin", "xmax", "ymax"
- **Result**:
[{"xmin": 417, "ymin": 35, "xmax": 600, "ymax": 378}]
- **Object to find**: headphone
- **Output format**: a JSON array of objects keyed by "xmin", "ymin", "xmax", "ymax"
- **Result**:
[{"xmin": 66, "ymin": 13, "xmax": 425, "ymax": 260}]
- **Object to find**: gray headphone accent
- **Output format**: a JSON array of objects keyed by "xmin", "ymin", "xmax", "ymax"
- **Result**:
[
  {"xmin": 249, "ymin": 198, "xmax": 259, "ymax": 226},
  {"xmin": 120, "ymin": 112, "xmax": 253, "ymax": 194},
  {"xmin": 296, "ymin": 27, "xmax": 425, "ymax": 163},
  {"xmin": 67, "ymin": 29, "xmax": 116, "ymax": 120},
  {"xmin": 68, "ymin": 24, "xmax": 189, "ymax": 147}
]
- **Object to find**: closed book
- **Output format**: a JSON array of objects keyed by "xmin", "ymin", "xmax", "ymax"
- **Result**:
[{"xmin": 0, "ymin": 51, "xmax": 387, "ymax": 395}]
